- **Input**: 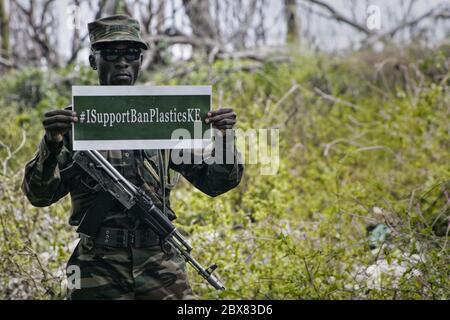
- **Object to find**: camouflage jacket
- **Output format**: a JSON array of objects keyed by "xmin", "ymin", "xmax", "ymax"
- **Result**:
[{"xmin": 22, "ymin": 131, "xmax": 243, "ymax": 230}]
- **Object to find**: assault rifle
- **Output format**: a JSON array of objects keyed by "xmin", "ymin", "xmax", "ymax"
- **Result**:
[{"xmin": 67, "ymin": 150, "xmax": 224, "ymax": 291}]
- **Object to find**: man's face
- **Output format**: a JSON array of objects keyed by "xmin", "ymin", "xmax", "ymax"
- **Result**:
[{"xmin": 89, "ymin": 41, "xmax": 143, "ymax": 85}]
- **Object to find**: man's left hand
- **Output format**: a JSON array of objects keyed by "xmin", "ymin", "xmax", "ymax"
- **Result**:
[{"xmin": 205, "ymin": 108, "xmax": 237, "ymax": 132}]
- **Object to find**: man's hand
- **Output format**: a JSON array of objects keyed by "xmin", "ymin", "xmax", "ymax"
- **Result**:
[
  {"xmin": 205, "ymin": 108, "xmax": 237, "ymax": 132},
  {"xmin": 43, "ymin": 108, "xmax": 78, "ymax": 145}
]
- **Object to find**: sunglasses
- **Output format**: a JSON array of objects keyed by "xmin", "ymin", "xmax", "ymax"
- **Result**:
[{"xmin": 94, "ymin": 48, "xmax": 142, "ymax": 62}]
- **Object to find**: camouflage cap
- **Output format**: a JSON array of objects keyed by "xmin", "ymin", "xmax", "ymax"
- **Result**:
[{"xmin": 88, "ymin": 15, "xmax": 148, "ymax": 50}]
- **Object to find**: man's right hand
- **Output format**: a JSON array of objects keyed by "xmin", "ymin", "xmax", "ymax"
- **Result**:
[{"xmin": 43, "ymin": 108, "xmax": 78, "ymax": 145}]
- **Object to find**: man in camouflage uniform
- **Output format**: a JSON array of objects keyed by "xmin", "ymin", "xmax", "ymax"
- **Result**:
[{"xmin": 22, "ymin": 15, "xmax": 243, "ymax": 300}]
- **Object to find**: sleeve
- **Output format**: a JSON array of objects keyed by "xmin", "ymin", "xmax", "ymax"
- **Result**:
[
  {"xmin": 21, "ymin": 135, "xmax": 71, "ymax": 207},
  {"xmin": 169, "ymin": 130, "xmax": 244, "ymax": 197}
]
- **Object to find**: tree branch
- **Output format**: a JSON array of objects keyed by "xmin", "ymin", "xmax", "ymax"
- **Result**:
[
  {"xmin": 305, "ymin": 0, "xmax": 372, "ymax": 35},
  {"xmin": 364, "ymin": 5, "xmax": 450, "ymax": 46}
]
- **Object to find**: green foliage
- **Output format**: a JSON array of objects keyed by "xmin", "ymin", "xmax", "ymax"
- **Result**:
[{"xmin": 0, "ymin": 45, "xmax": 448, "ymax": 299}]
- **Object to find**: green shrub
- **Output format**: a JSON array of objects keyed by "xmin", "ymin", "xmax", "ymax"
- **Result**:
[{"xmin": 0, "ymin": 46, "xmax": 448, "ymax": 299}]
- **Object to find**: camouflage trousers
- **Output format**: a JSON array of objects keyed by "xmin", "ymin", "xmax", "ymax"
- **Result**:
[{"xmin": 66, "ymin": 236, "xmax": 195, "ymax": 300}]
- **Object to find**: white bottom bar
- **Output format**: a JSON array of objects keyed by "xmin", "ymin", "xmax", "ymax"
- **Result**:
[{"xmin": 73, "ymin": 139, "xmax": 211, "ymax": 150}]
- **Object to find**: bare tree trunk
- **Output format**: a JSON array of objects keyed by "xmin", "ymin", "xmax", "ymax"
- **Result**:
[
  {"xmin": 156, "ymin": 0, "xmax": 165, "ymax": 33},
  {"xmin": 284, "ymin": 0, "xmax": 300, "ymax": 45},
  {"xmin": 0, "ymin": 0, "xmax": 9, "ymax": 60},
  {"xmin": 182, "ymin": 0, "xmax": 217, "ymax": 41},
  {"xmin": 102, "ymin": 0, "xmax": 120, "ymax": 16},
  {"xmin": 95, "ymin": 0, "xmax": 121, "ymax": 18},
  {"xmin": 233, "ymin": 0, "xmax": 258, "ymax": 49}
]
